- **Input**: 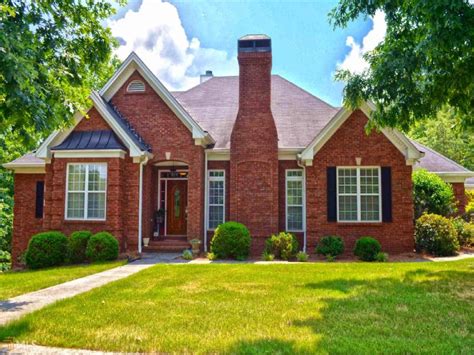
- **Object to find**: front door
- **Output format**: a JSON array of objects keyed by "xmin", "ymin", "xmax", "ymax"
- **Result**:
[{"xmin": 166, "ymin": 180, "xmax": 187, "ymax": 235}]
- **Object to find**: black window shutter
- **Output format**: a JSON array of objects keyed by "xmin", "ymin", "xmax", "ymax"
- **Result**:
[
  {"xmin": 381, "ymin": 167, "xmax": 392, "ymax": 222},
  {"xmin": 35, "ymin": 181, "xmax": 44, "ymax": 219},
  {"xmin": 327, "ymin": 167, "xmax": 337, "ymax": 222}
]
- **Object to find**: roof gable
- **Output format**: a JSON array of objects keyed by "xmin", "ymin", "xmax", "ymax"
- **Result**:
[
  {"xmin": 99, "ymin": 52, "xmax": 214, "ymax": 146},
  {"xmin": 299, "ymin": 102, "xmax": 424, "ymax": 166}
]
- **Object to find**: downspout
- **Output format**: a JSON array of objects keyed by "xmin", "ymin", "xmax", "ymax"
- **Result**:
[
  {"xmin": 297, "ymin": 156, "xmax": 307, "ymax": 253},
  {"xmin": 203, "ymin": 150, "xmax": 208, "ymax": 252},
  {"xmin": 138, "ymin": 157, "xmax": 145, "ymax": 254}
]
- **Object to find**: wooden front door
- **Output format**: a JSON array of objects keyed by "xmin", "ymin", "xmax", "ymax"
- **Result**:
[{"xmin": 166, "ymin": 180, "xmax": 187, "ymax": 235}]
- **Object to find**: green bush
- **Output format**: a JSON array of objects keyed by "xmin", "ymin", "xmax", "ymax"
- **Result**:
[
  {"xmin": 413, "ymin": 169, "xmax": 456, "ymax": 218},
  {"xmin": 261, "ymin": 250, "xmax": 275, "ymax": 261},
  {"xmin": 354, "ymin": 237, "xmax": 382, "ymax": 261},
  {"xmin": 265, "ymin": 232, "xmax": 299, "ymax": 260},
  {"xmin": 25, "ymin": 231, "xmax": 68, "ymax": 269},
  {"xmin": 316, "ymin": 236, "xmax": 344, "ymax": 258},
  {"xmin": 86, "ymin": 232, "xmax": 119, "ymax": 262},
  {"xmin": 375, "ymin": 252, "xmax": 389, "ymax": 262},
  {"xmin": 0, "ymin": 250, "xmax": 11, "ymax": 272},
  {"xmin": 415, "ymin": 214, "xmax": 459, "ymax": 256},
  {"xmin": 68, "ymin": 231, "xmax": 92, "ymax": 264},
  {"xmin": 207, "ymin": 252, "xmax": 217, "ymax": 261},
  {"xmin": 452, "ymin": 218, "xmax": 474, "ymax": 247},
  {"xmin": 296, "ymin": 251, "xmax": 309, "ymax": 262},
  {"xmin": 182, "ymin": 249, "xmax": 193, "ymax": 260},
  {"xmin": 210, "ymin": 222, "xmax": 251, "ymax": 260}
]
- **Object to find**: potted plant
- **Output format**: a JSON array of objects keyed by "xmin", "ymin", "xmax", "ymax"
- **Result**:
[{"xmin": 190, "ymin": 238, "xmax": 201, "ymax": 256}]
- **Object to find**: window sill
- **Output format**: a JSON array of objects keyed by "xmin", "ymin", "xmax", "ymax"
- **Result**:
[
  {"xmin": 334, "ymin": 222, "xmax": 385, "ymax": 227},
  {"xmin": 64, "ymin": 219, "xmax": 107, "ymax": 224}
]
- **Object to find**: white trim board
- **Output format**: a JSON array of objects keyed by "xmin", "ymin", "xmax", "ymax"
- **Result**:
[
  {"xmin": 299, "ymin": 101, "xmax": 424, "ymax": 166},
  {"xmin": 52, "ymin": 149, "xmax": 126, "ymax": 159},
  {"xmin": 99, "ymin": 52, "xmax": 214, "ymax": 146}
]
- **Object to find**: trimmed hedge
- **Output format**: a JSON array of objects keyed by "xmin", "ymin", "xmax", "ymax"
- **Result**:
[
  {"xmin": 316, "ymin": 236, "xmax": 344, "ymax": 258},
  {"xmin": 265, "ymin": 232, "xmax": 299, "ymax": 260},
  {"xmin": 25, "ymin": 231, "xmax": 68, "ymax": 269},
  {"xmin": 415, "ymin": 214, "xmax": 459, "ymax": 256},
  {"xmin": 68, "ymin": 231, "xmax": 92, "ymax": 264},
  {"xmin": 210, "ymin": 222, "xmax": 251, "ymax": 260},
  {"xmin": 354, "ymin": 237, "xmax": 381, "ymax": 261},
  {"xmin": 452, "ymin": 218, "xmax": 474, "ymax": 247},
  {"xmin": 86, "ymin": 232, "xmax": 119, "ymax": 262},
  {"xmin": 413, "ymin": 169, "xmax": 456, "ymax": 218}
]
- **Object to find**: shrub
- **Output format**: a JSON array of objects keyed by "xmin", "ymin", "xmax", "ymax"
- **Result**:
[
  {"xmin": 182, "ymin": 249, "xmax": 193, "ymax": 260},
  {"xmin": 265, "ymin": 232, "xmax": 299, "ymax": 260},
  {"xmin": 25, "ymin": 231, "xmax": 68, "ymax": 269},
  {"xmin": 207, "ymin": 252, "xmax": 217, "ymax": 261},
  {"xmin": 210, "ymin": 222, "xmax": 251, "ymax": 260},
  {"xmin": 452, "ymin": 218, "xmax": 474, "ymax": 247},
  {"xmin": 86, "ymin": 232, "xmax": 119, "ymax": 262},
  {"xmin": 412, "ymin": 169, "xmax": 456, "ymax": 219},
  {"xmin": 316, "ymin": 236, "xmax": 344, "ymax": 258},
  {"xmin": 326, "ymin": 255, "xmax": 335, "ymax": 262},
  {"xmin": 354, "ymin": 237, "xmax": 382, "ymax": 261},
  {"xmin": 415, "ymin": 214, "xmax": 459, "ymax": 256},
  {"xmin": 0, "ymin": 250, "xmax": 11, "ymax": 272},
  {"xmin": 68, "ymin": 231, "xmax": 92, "ymax": 264},
  {"xmin": 375, "ymin": 252, "xmax": 389, "ymax": 262},
  {"xmin": 261, "ymin": 250, "xmax": 275, "ymax": 261},
  {"xmin": 296, "ymin": 251, "xmax": 309, "ymax": 262}
]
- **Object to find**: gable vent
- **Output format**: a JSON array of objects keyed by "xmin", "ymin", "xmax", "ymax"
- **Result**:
[{"xmin": 127, "ymin": 80, "xmax": 145, "ymax": 93}]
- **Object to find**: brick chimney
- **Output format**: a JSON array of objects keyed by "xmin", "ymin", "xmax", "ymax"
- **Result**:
[{"xmin": 230, "ymin": 34, "xmax": 279, "ymax": 241}]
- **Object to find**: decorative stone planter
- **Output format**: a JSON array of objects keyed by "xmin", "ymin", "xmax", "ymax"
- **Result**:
[
  {"xmin": 143, "ymin": 237, "xmax": 150, "ymax": 247},
  {"xmin": 190, "ymin": 239, "xmax": 201, "ymax": 256}
]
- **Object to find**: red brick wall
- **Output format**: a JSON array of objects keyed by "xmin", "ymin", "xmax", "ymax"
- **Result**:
[
  {"xmin": 12, "ymin": 173, "xmax": 45, "ymax": 263},
  {"xmin": 110, "ymin": 71, "xmax": 204, "ymax": 241},
  {"xmin": 230, "ymin": 50, "xmax": 279, "ymax": 245},
  {"xmin": 306, "ymin": 110, "xmax": 415, "ymax": 254},
  {"xmin": 452, "ymin": 182, "xmax": 467, "ymax": 215}
]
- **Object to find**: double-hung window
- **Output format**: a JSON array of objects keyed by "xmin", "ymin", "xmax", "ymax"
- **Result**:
[
  {"xmin": 286, "ymin": 170, "xmax": 304, "ymax": 231},
  {"xmin": 66, "ymin": 163, "xmax": 107, "ymax": 220},
  {"xmin": 337, "ymin": 167, "xmax": 381, "ymax": 222},
  {"xmin": 207, "ymin": 170, "xmax": 225, "ymax": 229}
]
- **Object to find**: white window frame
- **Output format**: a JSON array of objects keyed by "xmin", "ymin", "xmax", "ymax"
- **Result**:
[
  {"xmin": 206, "ymin": 169, "xmax": 225, "ymax": 231},
  {"xmin": 336, "ymin": 166, "xmax": 382, "ymax": 223},
  {"xmin": 286, "ymin": 169, "xmax": 305, "ymax": 232},
  {"xmin": 65, "ymin": 163, "xmax": 108, "ymax": 221}
]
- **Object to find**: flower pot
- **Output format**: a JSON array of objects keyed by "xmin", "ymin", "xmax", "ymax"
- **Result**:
[
  {"xmin": 190, "ymin": 239, "xmax": 201, "ymax": 256},
  {"xmin": 143, "ymin": 238, "xmax": 150, "ymax": 247}
]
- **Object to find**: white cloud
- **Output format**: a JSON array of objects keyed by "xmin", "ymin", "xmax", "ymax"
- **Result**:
[
  {"xmin": 337, "ymin": 11, "xmax": 387, "ymax": 74},
  {"xmin": 108, "ymin": 0, "xmax": 237, "ymax": 91}
]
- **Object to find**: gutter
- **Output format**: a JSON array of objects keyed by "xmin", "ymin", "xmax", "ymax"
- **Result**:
[
  {"xmin": 297, "ymin": 156, "xmax": 307, "ymax": 253},
  {"xmin": 138, "ymin": 157, "xmax": 147, "ymax": 254},
  {"xmin": 203, "ymin": 150, "xmax": 209, "ymax": 252}
]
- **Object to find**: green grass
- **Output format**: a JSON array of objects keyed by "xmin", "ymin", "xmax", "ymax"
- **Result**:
[
  {"xmin": 0, "ymin": 260, "xmax": 473, "ymax": 353},
  {"xmin": 0, "ymin": 261, "xmax": 126, "ymax": 300}
]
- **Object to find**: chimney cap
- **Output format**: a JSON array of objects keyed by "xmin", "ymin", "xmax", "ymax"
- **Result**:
[{"xmin": 238, "ymin": 34, "xmax": 271, "ymax": 53}]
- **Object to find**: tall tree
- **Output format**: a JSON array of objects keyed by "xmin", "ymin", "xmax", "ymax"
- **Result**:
[
  {"xmin": 0, "ymin": 0, "xmax": 123, "ymax": 144},
  {"xmin": 409, "ymin": 107, "xmax": 474, "ymax": 170},
  {"xmin": 0, "ymin": 0, "xmax": 123, "ymax": 263},
  {"xmin": 330, "ymin": 0, "xmax": 474, "ymax": 131}
]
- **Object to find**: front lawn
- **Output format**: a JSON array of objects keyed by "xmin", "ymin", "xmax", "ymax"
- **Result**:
[
  {"xmin": 0, "ymin": 261, "xmax": 126, "ymax": 300},
  {"xmin": 0, "ymin": 260, "xmax": 472, "ymax": 353}
]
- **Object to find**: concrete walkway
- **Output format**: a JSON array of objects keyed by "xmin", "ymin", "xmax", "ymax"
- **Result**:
[
  {"xmin": 0, "ymin": 343, "xmax": 117, "ymax": 354},
  {"xmin": 0, "ymin": 253, "xmax": 178, "ymax": 326}
]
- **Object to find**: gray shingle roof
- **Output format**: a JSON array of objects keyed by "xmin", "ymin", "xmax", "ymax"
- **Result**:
[
  {"xmin": 412, "ymin": 140, "xmax": 471, "ymax": 173},
  {"xmin": 174, "ymin": 75, "xmax": 338, "ymax": 149},
  {"xmin": 52, "ymin": 130, "xmax": 125, "ymax": 151}
]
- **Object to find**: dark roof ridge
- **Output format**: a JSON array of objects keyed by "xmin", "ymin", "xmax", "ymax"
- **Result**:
[{"xmin": 411, "ymin": 139, "xmax": 471, "ymax": 172}]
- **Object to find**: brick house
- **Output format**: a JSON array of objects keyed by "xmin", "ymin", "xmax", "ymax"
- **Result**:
[{"xmin": 4, "ymin": 35, "xmax": 473, "ymax": 260}]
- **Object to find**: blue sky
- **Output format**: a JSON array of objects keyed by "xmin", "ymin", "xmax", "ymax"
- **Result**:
[{"xmin": 110, "ymin": 1, "xmax": 383, "ymax": 107}]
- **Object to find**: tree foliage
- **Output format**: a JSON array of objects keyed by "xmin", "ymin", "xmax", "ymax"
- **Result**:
[
  {"xmin": 409, "ymin": 107, "xmax": 474, "ymax": 170},
  {"xmin": 0, "ymin": 0, "xmax": 122, "ymax": 143},
  {"xmin": 0, "ymin": 1, "xmax": 123, "ymax": 263},
  {"xmin": 330, "ymin": 0, "xmax": 474, "ymax": 131}
]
